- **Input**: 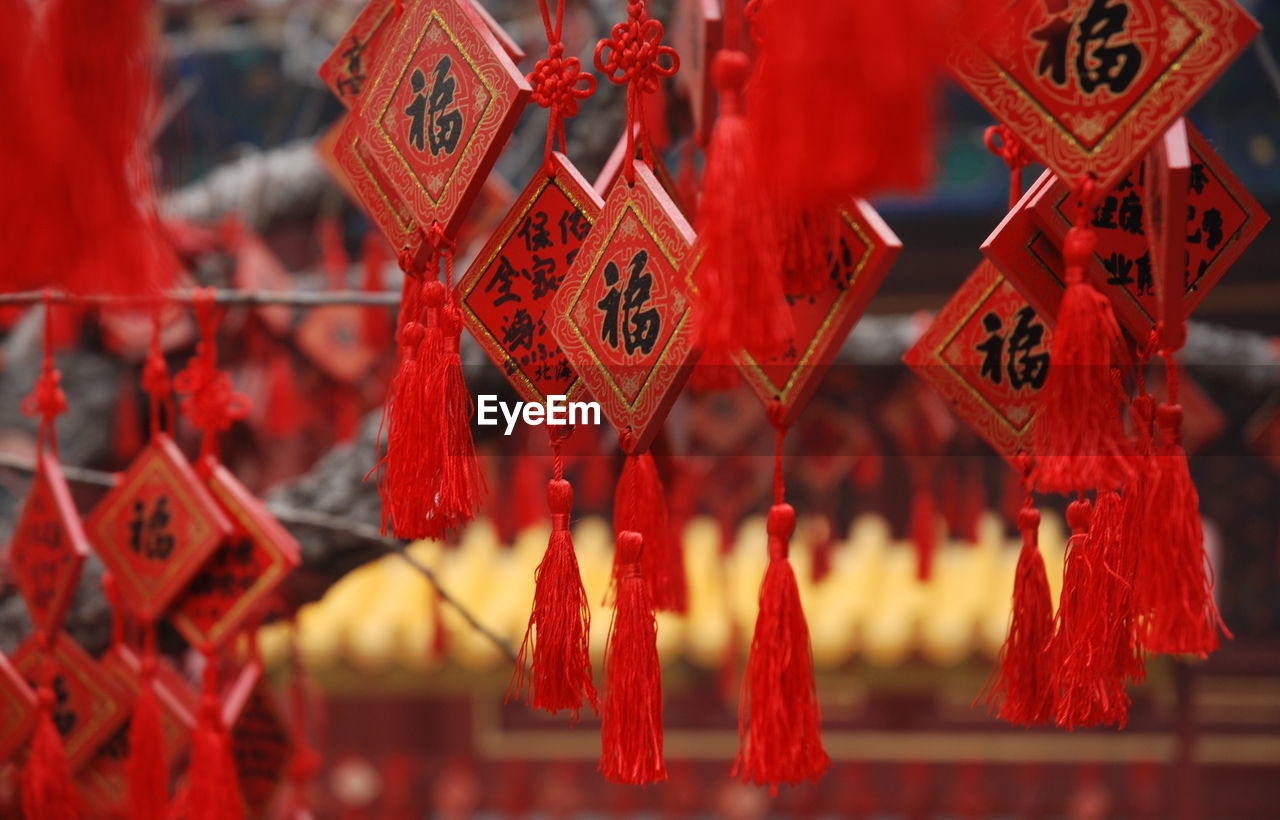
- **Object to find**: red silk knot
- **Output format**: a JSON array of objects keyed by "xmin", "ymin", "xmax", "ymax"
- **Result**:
[
  {"xmin": 22, "ymin": 367, "xmax": 67, "ymax": 425},
  {"xmin": 530, "ymin": 43, "xmax": 596, "ymax": 123},
  {"xmin": 173, "ymin": 292, "xmax": 249, "ymax": 445},
  {"xmin": 984, "ymin": 124, "xmax": 1029, "ymax": 172},
  {"xmin": 594, "ymin": 3, "xmax": 678, "ymax": 95}
]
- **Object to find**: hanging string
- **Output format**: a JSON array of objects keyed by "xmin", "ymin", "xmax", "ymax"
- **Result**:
[
  {"xmin": 985, "ymin": 124, "xmax": 1030, "ymax": 209},
  {"xmin": 528, "ymin": 0, "xmax": 596, "ymax": 171},
  {"xmin": 594, "ymin": 0, "xmax": 678, "ymax": 185},
  {"xmin": 172, "ymin": 288, "xmax": 250, "ymax": 463},
  {"xmin": 769, "ymin": 401, "xmax": 786, "ymax": 504},
  {"xmin": 142, "ymin": 305, "xmax": 174, "ymax": 441},
  {"xmin": 21, "ymin": 292, "xmax": 68, "ymax": 457}
]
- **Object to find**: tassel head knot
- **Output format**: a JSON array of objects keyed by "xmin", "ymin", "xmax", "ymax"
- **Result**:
[
  {"xmin": 1063, "ymin": 225, "xmax": 1096, "ymax": 269},
  {"xmin": 1066, "ymin": 498, "xmax": 1092, "ymax": 534},
  {"xmin": 423, "ymin": 280, "xmax": 446, "ymax": 308},
  {"xmin": 767, "ymin": 503, "xmax": 796, "ymax": 540},
  {"xmin": 713, "ymin": 50, "xmax": 749, "ymax": 93},
  {"xmin": 548, "ymin": 478, "xmax": 573, "ymax": 516},
  {"xmin": 616, "ymin": 530, "xmax": 644, "ymax": 573},
  {"xmin": 1156, "ymin": 402, "xmax": 1182, "ymax": 434},
  {"xmin": 1017, "ymin": 506, "xmax": 1041, "ymax": 533}
]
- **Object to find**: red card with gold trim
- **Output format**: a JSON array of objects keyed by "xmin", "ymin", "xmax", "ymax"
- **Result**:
[
  {"xmin": 0, "ymin": 652, "xmax": 36, "ymax": 762},
  {"xmin": 904, "ymin": 260, "xmax": 1052, "ymax": 465},
  {"xmin": 460, "ymin": 152, "xmax": 602, "ymax": 405},
  {"xmin": 332, "ymin": 112, "xmax": 429, "ymax": 266},
  {"xmin": 86, "ymin": 434, "xmax": 233, "ymax": 623},
  {"xmin": 9, "ymin": 452, "xmax": 90, "ymax": 635},
  {"xmin": 549, "ymin": 161, "xmax": 699, "ymax": 453},
  {"xmin": 948, "ymin": 0, "xmax": 1259, "ymax": 191},
  {"xmin": 734, "ymin": 199, "xmax": 901, "ymax": 426},
  {"xmin": 171, "ymin": 459, "xmax": 300, "ymax": 650},
  {"xmin": 320, "ymin": 0, "xmax": 524, "ymax": 109},
  {"xmin": 356, "ymin": 0, "xmax": 530, "ymax": 239},
  {"xmin": 78, "ymin": 645, "xmax": 197, "ymax": 810},
  {"xmin": 14, "ymin": 633, "xmax": 131, "ymax": 771},
  {"xmin": 231, "ymin": 679, "xmax": 291, "ymax": 818},
  {"xmin": 1027, "ymin": 120, "xmax": 1267, "ymax": 337},
  {"xmin": 981, "ymin": 173, "xmax": 1068, "ymax": 325}
]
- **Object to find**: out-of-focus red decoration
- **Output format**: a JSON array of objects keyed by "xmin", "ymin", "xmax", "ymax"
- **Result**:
[
  {"xmin": 231, "ymin": 681, "xmax": 292, "ymax": 818},
  {"xmin": 8, "ymin": 453, "xmax": 90, "ymax": 636},
  {"xmin": 0, "ymin": 653, "xmax": 37, "ymax": 763}
]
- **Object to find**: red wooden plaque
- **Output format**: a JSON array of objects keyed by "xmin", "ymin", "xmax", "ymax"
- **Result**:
[
  {"xmin": 904, "ymin": 260, "xmax": 1052, "ymax": 465},
  {"xmin": 734, "ymin": 199, "xmax": 901, "ymax": 426},
  {"xmin": 171, "ymin": 459, "xmax": 301, "ymax": 650},
  {"xmin": 460, "ymin": 152, "xmax": 603, "ymax": 404},
  {"xmin": 231, "ymin": 680, "xmax": 291, "ymax": 818},
  {"xmin": 356, "ymin": 0, "xmax": 530, "ymax": 239},
  {"xmin": 1028, "ymin": 120, "xmax": 1268, "ymax": 337},
  {"xmin": 9, "ymin": 452, "xmax": 90, "ymax": 635},
  {"xmin": 86, "ymin": 435, "xmax": 233, "ymax": 623},
  {"xmin": 296, "ymin": 304, "xmax": 381, "ymax": 383},
  {"xmin": 332, "ymin": 112, "xmax": 429, "ymax": 266},
  {"xmin": 673, "ymin": 0, "xmax": 722, "ymax": 145},
  {"xmin": 320, "ymin": 0, "xmax": 524, "ymax": 109},
  {"xmin": 948, "ymin": 0, "xmax": 1259, "ymax": 191},
  {"xmin": 0, "ymin": 652, "xmax": 36, "ymax": 762},
  {"xmin": 13, "ymin": 633, "xmax": 131, "ymax": 771},
  {"xmin": 981, "ymin": 172, "xmax": 1068, "ymax": 324},
  {"xmin": 549, "ymin": 161, "xmax": 699, "ymax": 453},
  {"xmin": 78, "ymin": 646, "xmax": 197, "ymax": 810}
]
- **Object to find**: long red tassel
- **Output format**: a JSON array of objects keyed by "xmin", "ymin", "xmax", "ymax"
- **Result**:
[
  {"xmin": 1137, "ymin": 357, "xmax": 1230, "ymax": 656},
  {"xmin": 1034, "ymin": 183, "xmax": 1133, "ymax": 494},
  {"xmin": 509, "ymin": 470, "xmax": 598, "ymax": 720},
  {"xmin": 1051, "ymin": 494, "xmax": 1131, "ymax": 729},
  {"xmin": 127, "ymin": 628, "xmax": 168, "ymax": 820},
  {"xmin": 614, "ymin": 450, "xmax": 685, "ymax": 613},
  {"xmin": 264, "ymin": 346, "xmax": 305, "ymax": 437},
  {"xmin": 981, "ymin": 498, "xmax": 1055, "ymax": 726},
  {"xmin": 909, "ymin": 460, "xmax": 938, "ymax": 580},
  {"xmin": 734, "ymin": 501, "xmax": 830, "ymax": 792},
  {"xmin": 178, "ymin": 653, "xmax": 244, "ymax": 820},
  {"xmin": 429, "ymin": 293, "xmax": 486, "ymax": 538},
  {"xmin": 21, "ymin": 656, "xmax": 80, "ymax": 820},
  {"xmin": 600, "ymin": 530, "xmax": 665, "ymax": 785}
]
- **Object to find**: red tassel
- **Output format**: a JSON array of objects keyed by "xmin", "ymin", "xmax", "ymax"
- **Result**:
[
  {"xmin": 509, "ymin": 478, "xmax": 599, "ymax": 720},
  {"xmin": 264, "ymin": 347, "xmax": 305, "ymax": 437},
  {"xmin": 600, "ymin": 530, "xmax": 665, "ymax": 785},
  {"xmin": 614, "ymin": 451, "xmax": 686, "ymax": 613},
  {"xmin": 113, "ymin": 373, "xmax": 144, "ymax": 464},
  {"xmin": 1051, "ymin": 494, "xmax": 1132, "ymax": 729},
  {"xmin": 734, "ymin": 503, "xmax": 829, "ymax": 793},
  {"xmin": 429, "ymin": 298, "xmax": 487, "ymax": 537},
  {"xmin": 909, "ymin": 467, "xmax": 938, "ymax": 581},
  {"xmin": 1034, "ymin": 220, "xmax": 1133, "ymax": 493},
  {"xmin": 21, "ymin": 683, "xmax": 80, "ymax": 820},
  {"xmin": 1137, "ymin": 400, "xmax": 1230, "ymax": 656},
  {"xmin": 178, "ymin": 661, "xmax": 244, "ymax": 820},
  {"xmin": 127, "ymin": 656, "xmax": 168, "ymax": 820},
  {"xmin": 692, "ymin": 49, "xmax": 789, "ymax": 359},
  {"xmin": 980, "ymin": 503, "xmax": 1055, "ymax": 726}
]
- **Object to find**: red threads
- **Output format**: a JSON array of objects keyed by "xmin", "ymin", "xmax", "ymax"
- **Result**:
[
  {"xmin": 1034, "ymin": 181, "xmax": 1133, "ymax": 494},
  {"xmin": 177, "ymin": 654, "xmax": 244, "ymax": 820},
  {"xmin": 173, "ymin": 290, "xmax": 250, "ymax": 462},
  {"xmin": 614, "ymin": 450, "xmax": 685, "ymax": 613},
  {"xmin": 735, "ymin": 502, "xmax": 829, "ymax": 793},
  {"xmin": 510, "ymin": 477, "xmax": 599, "ymax": 720},
  {"xmin": 127, "ymin": 651, "xmax": 168, "ymax": 820},
  {"xmin": 981, "ymin": 502, "xmax": 1056, "ymax": 726},
  {"xmin": 600, "ymin": 530, "xmax": 665, "ymax": 785},
  {"xmin": 21, "ymin": 684, "xmax": 80, "ymax": 820}
]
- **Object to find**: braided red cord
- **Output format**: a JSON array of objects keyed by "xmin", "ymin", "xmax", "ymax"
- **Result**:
[
  {"xmin": 172, "ymin": 288, "xmax": 249, "ymax": 461},
  {"xmin": 984, "ymin": 124, "xmax": 1030, "ymax": 209},
  {"xmin": 21, "ymin": 292, "xmax": 67, "ymax": 455}
]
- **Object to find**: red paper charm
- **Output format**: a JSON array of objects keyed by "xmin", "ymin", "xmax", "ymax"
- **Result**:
[
  {"xmin": 904, "ymin": 260, "xmax": 1052, "ymax": 466},
  {"xmin": 14, "ymin": 633, "xmax": 131, "ymax": 771},
  {"xmin": 735, "ymin": 200, "xmax": 901, "ymax": 426},
  {"xmin": 86, "ymin": 435, "xmax": 233, "ymax": 622},
  {"xmin": 319, "ymin": 0, "xmax": 400, "ymax": 107},
  {"xmin": 0, "ymin": 652, "xmax": 37, "ymax": 762},
  {"xmin": 8, "ymin": 452, "xmax": 90, "ymax": 635},
  {"xmin": 1028, "ymin": 121, "xmax": 1268, "ymax": 338},
  {"xmin": 170, "ymin": 459, "xmax": 301, "ymax": 650},
  {"xmin": 230, "ymin": 681, "xmax": 291, "ymax": 817},
  {"xmin": 948, "ymin": 0, "xmax": 1259, "ymax": 191},
  {"xmin": 460, "ymin": 152, "xmax": 603, "ymax": 404},
  {"xmin": 356, "ymin": 0, "xmax": 530, "ymax": 238},
  {"xmin": 549, "ymin": 162, "xmax": 698, "ymax": 453}
]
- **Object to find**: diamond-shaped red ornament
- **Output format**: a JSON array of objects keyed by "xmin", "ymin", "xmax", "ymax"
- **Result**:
[
  {"xmin": 981, "ymin": 172, "xmax": 1068, "ymax": 321},
  {"xmin": 904, "ymin": 260, "xmax": 1053, "ymax": 466},
  {"xmin": 13, "ymin": 633, "xmax": 131, "ymax": 771},
  {"xmin": 460, "ymin": 151, "xmax": 603, "ymax": 405},
  {"xmin": 0, "ymin": 652, "xmax": 37, "ymax": 762},
  {"xmin": 77, "ymin": 645, "xmax": 197, "ymax": 810},
  {"xmin": 734, "ymin": 199, "xmax": 901, "ymax": 426},
  {"xmin": 86, "ymin": 435, "xmax": 233, "ymax": 623},
  {"xmin": 948, "ymin": 0, "xmax": 1258, "ymax": 191},
  {"xmin": 549, "ymin": 161, "xmax": 699, "ymax": 453},
  {"xmin": 231, "ymin": 680, "xmax": 291, "ymax": 818},
  {"xmin": 356, "ymin": 0, "xmax": 530, "ymax": 239},
  {"xmin": 332, "ymin": 112, "xmax": 430, "ymax": 266},
  {"xmin": 296, "ymin": 304, "xmax": 381, "ymax": 384},
  {"xmin": 171, "ymin": 458, "xmax": 300, "ymax": 650},
  {"xmin": 1026, "ymin": 119, "xmax": 1268, "ymax": 338},
  {"xmin": 9, "ymin": 452, "xmax": 90, "ymax": 635}
]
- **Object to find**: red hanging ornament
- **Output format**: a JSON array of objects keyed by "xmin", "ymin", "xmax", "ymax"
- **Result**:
[
  {"xmin": 734, "ymin": 417, "xmax": 829, "ymax": 793},
  {"xmin": 0, "ymin": 652, "xmax": 37, "ymax": 764},
  {"xmin": 599, "ymin": 530, "xmax": 665, "ymax": 785},
  {"xmin": 22, "ymin": 672, "xmax": 81, "ymax": 820},
  {"xmin": 613, "ymin": 447, "xmax": 685, "ymax": 613},
  {"xmin": 1033, "ymin": 178, "xmax": 1133, "ymax": 494},
  {"xmin": 178, "ymin": 650, "xmax": 246, "ymax": 820}
]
